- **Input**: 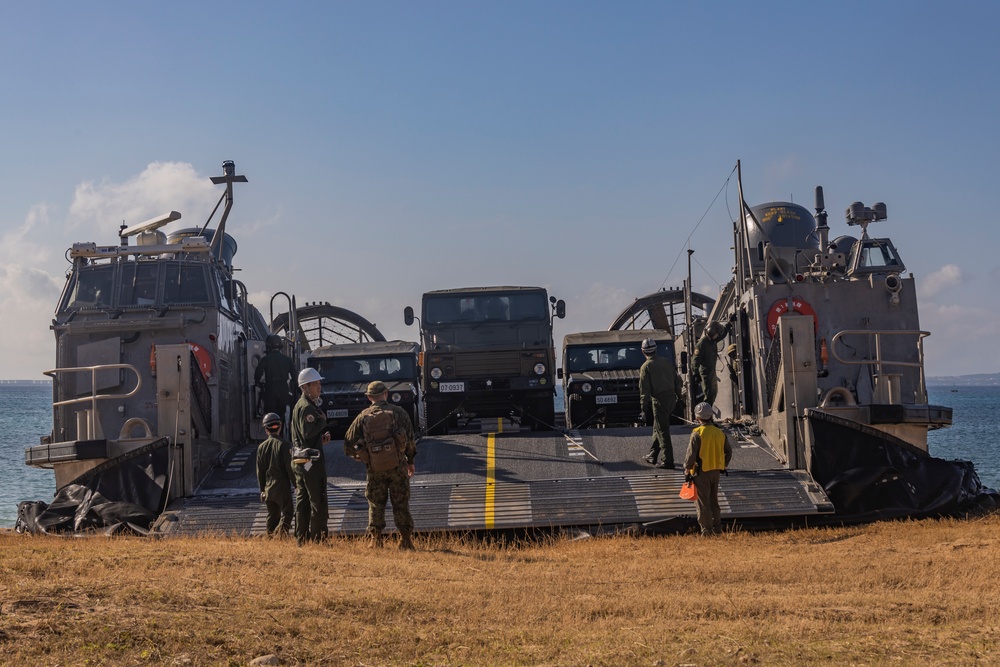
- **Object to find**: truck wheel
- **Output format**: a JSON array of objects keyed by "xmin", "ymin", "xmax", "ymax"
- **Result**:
[
  {"xmin": 425, "ymin": 403, "xmax": 450, "ymax": 436},
  {"xmin": 531, "ymin": 397, "xmax": 556, "ymax": 431}
]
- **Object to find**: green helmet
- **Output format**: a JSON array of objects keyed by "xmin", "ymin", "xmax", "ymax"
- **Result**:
[{"xmin": 265, "ymin": 335, "xmax": 282, "ymax": 351}]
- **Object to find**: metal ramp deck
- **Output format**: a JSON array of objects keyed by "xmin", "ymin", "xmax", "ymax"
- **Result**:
[{"xmin": 156, "ymin": 423, "xmax": 833, "ymax": 536}]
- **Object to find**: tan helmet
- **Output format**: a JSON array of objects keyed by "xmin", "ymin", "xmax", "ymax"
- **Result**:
[{"xmin": 365, "ymin": 380, "xmax": 388, "ymax": 396}]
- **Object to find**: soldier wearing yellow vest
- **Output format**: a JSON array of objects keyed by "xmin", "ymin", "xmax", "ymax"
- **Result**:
[{"xmin": 684, "ymin": 402, "xmax": 733, "ymax": 535}]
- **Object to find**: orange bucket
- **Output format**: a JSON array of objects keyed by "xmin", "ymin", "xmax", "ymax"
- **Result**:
[{"xmin": 679, "ymin": 481, "xmax": 697, "ymax": 501}]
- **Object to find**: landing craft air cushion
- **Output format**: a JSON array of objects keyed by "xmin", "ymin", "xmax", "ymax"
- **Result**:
[{"xmin": 19, "ymin": 161, "xmax": 993, "ymax": 536}]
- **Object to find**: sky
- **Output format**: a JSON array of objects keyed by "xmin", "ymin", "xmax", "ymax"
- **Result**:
[{"xmin": 1, "ymin": 1, "xmax": 998, "ymax": 379}]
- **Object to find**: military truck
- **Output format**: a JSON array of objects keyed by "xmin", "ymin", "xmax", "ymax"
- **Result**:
[
  {"xmin": 404, "ymin": 286, "xmax": 565, "ymax": 434},
  {"xmin": 306, "ymin": 340, "xmax": 421, "ymax": 436},
  {"xmin": 559, "ymin": 330, "xmax": 676, "ymax": 429}
]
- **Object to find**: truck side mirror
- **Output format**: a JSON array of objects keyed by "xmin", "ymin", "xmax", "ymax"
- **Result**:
[
  {"xmin": 555, "ymin": 299, "xmax": 566, "ymax": 319},
  {"xmin": 403, "ymin": 306, "xmax": 414, "ymax": 326},
  {"xmin": 680, "ymin": 350, "xmax": 688, "ymax": 375}
]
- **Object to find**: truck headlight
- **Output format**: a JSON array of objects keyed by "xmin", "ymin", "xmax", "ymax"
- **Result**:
[
  {"xmin": 430, "ymin": 367, "xmax": 443, "ymax": 379},
  {"xmin": 581, "ymin": 382, "xmax": 592, "ymax": 393},
  {"xmin": 533, "ymin": 363, "xmax": 546, "ymax": 375},
  {"xmin": 391, "ymin": 392, "xmax": 402, "ymax": 403}
]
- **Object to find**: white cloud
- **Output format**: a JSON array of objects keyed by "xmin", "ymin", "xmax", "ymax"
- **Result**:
[
  {"xmin": 67, "ymin": 162, "xmax": 217, "ymax": 234},
  {"xmin": 0, "ymin": 162, "xmax": 225, "ymax": 379},
  {"xmin": 918, "ymin": 263, "xmax": 962, "ymax": 299},
  {"xmin": 0, "ymin": 204, "xmax": 64, "ymax": 379}
]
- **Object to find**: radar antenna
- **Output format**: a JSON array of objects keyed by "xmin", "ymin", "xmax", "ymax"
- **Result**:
[
  {"xmin": 845, "ymin": 201, "xmax": 887, "ymax": 239},
  {"xmin": 119, "ymin": 211, "xmax": 182, "ymax": 238}
]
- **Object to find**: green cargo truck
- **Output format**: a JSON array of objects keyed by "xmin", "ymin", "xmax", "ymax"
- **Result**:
[{"xmin": 405, "ymin": 286, "xmax": 565, "ymax": 434}]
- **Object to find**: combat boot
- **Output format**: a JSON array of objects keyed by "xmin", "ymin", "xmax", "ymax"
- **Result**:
[
  {"xmin": 644, "ymin": 451, "xmax": 658, "ymax": 465},
  {"xmin": 368, "ymin": 531, "xmax": 384, "ymax": 549},
  {"xmin": 399, "ymin": 530, "xmax": 415, "ymax": 551}
]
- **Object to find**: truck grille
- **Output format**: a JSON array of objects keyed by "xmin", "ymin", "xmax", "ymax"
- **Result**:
[{"xmin": 455, "ymin": 352, "xmax": 522, "ymax": 377}]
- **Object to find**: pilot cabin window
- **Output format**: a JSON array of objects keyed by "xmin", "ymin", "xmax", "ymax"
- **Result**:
[
  {"xmin": 119, "ymin": 263, "xmax": 159, "ymax": 307},
  {"xmin": 164, "ymin": 264, "xmax": 211, "ymax": 305},
  {"xmin": 67, "ymin": 265, "xmax": 115, "ymax": 309}
]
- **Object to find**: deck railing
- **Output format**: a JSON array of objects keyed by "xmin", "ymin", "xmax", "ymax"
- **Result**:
[
  {"xmin": 44, "ymin": 364, "xmax": 143, "ymax": 440},
  {"xmin": 829, "ymin": 329, "xmax": 929, "ymax": 404}
]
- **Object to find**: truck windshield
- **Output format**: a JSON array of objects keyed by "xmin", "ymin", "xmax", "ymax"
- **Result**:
[
  {"xmin": 566, "ymin": 342, "xmax": 673, "ymax": 372},
  {"xmin": 315, "ymin": 356, "xmax": 416, "ymax": 384},
  {"xmin": 424, "ymin": 292, "xmax": 548, "ymax": 325}
]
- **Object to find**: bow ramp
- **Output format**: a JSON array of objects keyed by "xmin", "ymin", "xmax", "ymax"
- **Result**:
[{"xmin": 154, "ymin": 425, "xmax": 833, "ymax": 536}]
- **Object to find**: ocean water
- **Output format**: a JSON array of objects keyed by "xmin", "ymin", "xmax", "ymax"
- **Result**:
[{"xmin": 0, "ymin": 383, "xmax": 997, "ymax": 528}]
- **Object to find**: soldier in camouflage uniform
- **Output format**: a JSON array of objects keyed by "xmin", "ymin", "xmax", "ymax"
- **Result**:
[
  {"xmin": 291, "ymin": 367, "xmax": 331, "ymax": 545},
  {"xmin": 254, "ymin": 335, "xmax": 296, "ymax": 427},
  {"xmin": 256, "ymin": 412, "xmax": 294, "ymax": 536},
  {"xmin": 344, "ymin": 381, "xmax": 418, "ymax": 550},
  {"xmin": 639, "ymin": 337, "xmax": 683, "ymax": 469}
]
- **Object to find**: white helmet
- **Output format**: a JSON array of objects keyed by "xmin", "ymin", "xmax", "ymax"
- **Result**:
[
  {"xmin": 297, "ymin": 367, "xmax": 323, "ymax": 387},
  {"xmin": 641, "ymin": 338, "xmax": 657, "ymax": 354},
  {"xmin": 694, "ymin": 402, "xmax": 717, "ymax": 421}
]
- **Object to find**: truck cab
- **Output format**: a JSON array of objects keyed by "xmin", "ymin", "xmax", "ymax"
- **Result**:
[
  {"xmin": 560, "ymin": 330, "xmax": 675, "ymax": 429},
  {"xmin": 405, "ymin": 286, "xmax": 565, "ymax": 434},
  {"xmin": 307, "ymin": 340, "xmax": 421, "ymax": 436}
]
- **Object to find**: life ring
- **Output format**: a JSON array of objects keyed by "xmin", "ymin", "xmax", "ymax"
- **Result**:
[
  {"xmin": 766, "ymin": 297, "xmax": 818, "ymax": 337},
  {"xmin": 189, "ymin": 343, "xmax": 213, "ymax": 381}
]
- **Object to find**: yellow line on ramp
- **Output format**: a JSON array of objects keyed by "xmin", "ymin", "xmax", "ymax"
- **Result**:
[{"xmin": 486, "ymin": 432, "xmax": 496, "ymax": 528}]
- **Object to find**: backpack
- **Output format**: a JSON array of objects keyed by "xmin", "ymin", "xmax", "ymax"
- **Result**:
[{"xmin": 362, "ymin": 405, "xmax": 402, "ymax": 472}]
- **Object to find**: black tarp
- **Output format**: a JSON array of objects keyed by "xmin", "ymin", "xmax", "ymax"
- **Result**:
[
  {"xmin": 15, "ymin": 438, "xmax": 170, "ymax": 535},
  {"xmin": 807, "ymin": 409, "xmax": 997, "ymax": 522}
]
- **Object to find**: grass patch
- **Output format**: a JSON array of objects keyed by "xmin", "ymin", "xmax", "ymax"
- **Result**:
[{"xmin": 2, "ymin": 515, "xmax": 1000, "ymax": 665}]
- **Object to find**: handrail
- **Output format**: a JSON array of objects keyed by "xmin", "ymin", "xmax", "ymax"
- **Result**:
[
  {"xmin": 44, "ymin": 364, "xmax": 143, "ymax": 440},
  {"xmin": 829, "ymin": 329, "xmax": 930, "ymax": 403}
]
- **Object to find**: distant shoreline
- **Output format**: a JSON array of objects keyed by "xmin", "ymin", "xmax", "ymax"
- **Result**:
[{"xmin": 0, "ymin": 381, "xmax": 50, "ymax": 386}]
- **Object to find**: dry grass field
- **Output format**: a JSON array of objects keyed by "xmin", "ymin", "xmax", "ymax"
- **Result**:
[{"xmin": 2, "ymin": 514, "xmax": 999, "ymax": 666}]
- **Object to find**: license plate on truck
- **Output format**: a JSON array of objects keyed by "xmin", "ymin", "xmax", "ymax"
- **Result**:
[
  {"xmin": 439, "ymin": 382, "xmax": 465, "ymax": 393},
  {"xmin": 595, "ymin": 394, "xmax": 618, "ymax": 405},
  {"xmin": 326, "ymin": 409, "xmax": 348, "ymax": 419}
]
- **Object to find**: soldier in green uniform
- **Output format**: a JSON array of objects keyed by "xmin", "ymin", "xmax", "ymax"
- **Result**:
[
  {"xmin": 291, "ymin": 367, "xmax": 331, "ymax": 545},
  {"xmin": 344, "ymin": 381, "xmax": 418, "ymax": 550},
  {"xmin": 254, "ymin": 335, "xmax": 296, "ymax": 426},
  {"xmin": 639, "ymin": 337, "xmax": 682, "ymax": 468},
  {"xmin": 694, "ymin": 322, "xmax": 726, "ymax": 406},
  {"xmin": 256, "ymin": 412, "xmax": 294, "ymax": 536}
]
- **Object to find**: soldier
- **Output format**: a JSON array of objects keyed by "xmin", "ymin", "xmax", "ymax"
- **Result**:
[
  {"xmin": 639, "ymin": 337, "xmax": 682, "ymax": 468},
  {"xmin": 684, "ymin": 402, "xmax": 733, "ymax": 536},
  {"xmin": 255, "ymin": 335, "xmax": 296, "ymax": 426},
  {"xmin": 291, "ymin": 367, "xmax": 331, "ymax": 545},
  {"xmin": 344, "ymin": 381, "xmax": 417, "ymax": 550},
  {"xmin": 694, "ymin": 322, "xmax": 727, "ymax": 406},
  {"xmin": 256, "ymin": 412, "xmax": 294, "ymax": 537}
]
